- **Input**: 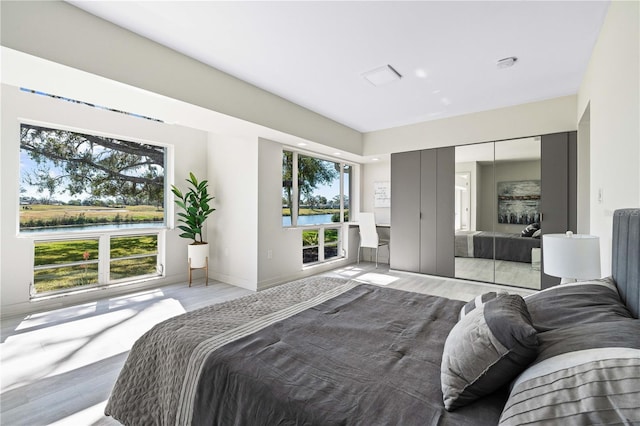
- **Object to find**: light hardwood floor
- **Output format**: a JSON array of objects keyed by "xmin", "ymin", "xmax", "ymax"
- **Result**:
[{"xmin": 0, "ymin": 263, "xmax": 533, "ymax": 426}]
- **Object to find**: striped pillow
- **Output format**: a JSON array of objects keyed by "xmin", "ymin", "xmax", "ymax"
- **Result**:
[{"xmin": 500, "ymin": 319, "xmax": 640, "ymax": 425}]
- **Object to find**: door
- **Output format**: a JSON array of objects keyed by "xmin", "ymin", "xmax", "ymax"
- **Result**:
[{"xmin": 390, "ymin": 151, "xmax": 421, "ymax": 272}]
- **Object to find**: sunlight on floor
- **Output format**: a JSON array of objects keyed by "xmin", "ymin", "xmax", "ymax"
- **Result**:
[
  {"xmin": 353, "ymin": 272, "xmax": 399, "ymax": 286},
  {"xmin": 330, "ymin": 266, "xmax": 366, "ymax": 278}
]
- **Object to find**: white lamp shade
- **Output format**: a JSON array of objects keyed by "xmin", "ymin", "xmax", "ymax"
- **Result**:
[{"xmin": 543, "ymin": 233, "xmax": 601, "ymax": 280}]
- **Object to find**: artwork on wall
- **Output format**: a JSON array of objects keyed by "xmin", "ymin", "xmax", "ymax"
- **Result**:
[{"xmin": 497, "ymin": 180, "xmax": 540, "ymax": 225}]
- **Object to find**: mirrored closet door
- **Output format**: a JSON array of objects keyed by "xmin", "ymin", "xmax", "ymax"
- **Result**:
[{"xmin": 454, "ymin": 137, "xmax": 542, "ymax": 290}]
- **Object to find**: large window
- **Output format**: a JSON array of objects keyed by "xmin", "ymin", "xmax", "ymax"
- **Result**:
[
  {"xmin": 19, "ymin": 123, "xmax": 166, "ymax": 234},
  {"xmin": 282, "ymin": 150, "xmax": 351, "ymax": 227},
  {"xmin": 20, "ymin": 122, "xmax": 168, "ymax": 296}
]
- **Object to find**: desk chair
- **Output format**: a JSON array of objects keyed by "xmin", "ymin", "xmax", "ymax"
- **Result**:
[{"xmin": 358, "ymin": 212, "xmax": 389, "ymax": 268}]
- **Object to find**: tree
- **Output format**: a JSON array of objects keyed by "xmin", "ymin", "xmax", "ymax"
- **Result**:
[
  {"xmin": 23, "ymin": 165, "xmax": 62, "ymax": 204},
  {"xmin": 20, "ymin": 123, "xmax": 165, "ymax": 206},
  {"xmin": 282, "ymin": 152, "xmax": 338, "ymax": 213}
]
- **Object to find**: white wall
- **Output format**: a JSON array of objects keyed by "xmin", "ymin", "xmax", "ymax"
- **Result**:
[
  {"xmin": 0, "ymin": 84, "xmax": 207, "ymax": 316},
  {"xmin": 360, "ymin": 157, "xmax": 391, "ymax": 225},
  {"xmin": 577, "ymin": 0, "xmax": 640, "ymax": 276},
  {"xmin": 207, "ymin": 133, "xmax": 259, "ymax": 290},
  {"xmin": 363, "ymin": 96, "xmax": 577, "ymax": 156}
]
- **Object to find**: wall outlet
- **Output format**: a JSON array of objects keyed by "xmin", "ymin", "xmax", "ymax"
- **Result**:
[
  {"xmin": 267, "ymin": 249, "xmax": 273, "ymax": 259},
  {"xmin": 598, "ymin": 188, "xmax": 604, "ymax": 204}
]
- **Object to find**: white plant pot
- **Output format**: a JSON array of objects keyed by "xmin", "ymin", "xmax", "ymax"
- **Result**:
[{"xmin": 188, "ymin": 243, "xmax": 209, "ymax": 269}]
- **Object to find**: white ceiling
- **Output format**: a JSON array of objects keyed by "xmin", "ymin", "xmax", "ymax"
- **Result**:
[{"xmin": 68, "ymin": 1, "xmax": 609, "ymax": 134}]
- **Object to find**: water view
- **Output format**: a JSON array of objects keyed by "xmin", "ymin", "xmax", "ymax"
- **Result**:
[
  {"xmin": 22, "ymin": 222, "xmax": 164, "ymax": 234},
  {"xmin": 282, "ymin": 214, "xmax": 336, "ymax": 227}
]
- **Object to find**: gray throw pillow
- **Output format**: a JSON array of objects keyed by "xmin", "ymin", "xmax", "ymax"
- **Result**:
[
  {"xmin": 458, "ymin": 291, "xmax": 498, "ymax": 320},
  {"xmin": 441, "ymin": 293, "xmax": 538, "ymax": 411}
]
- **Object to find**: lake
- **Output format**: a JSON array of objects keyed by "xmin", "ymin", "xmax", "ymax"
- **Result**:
[
  {"xmin": 23, "ymin": 214, "xmax": 338, "ymax": 233},
  {"xmin": 282, "ymin": 214, "xmax": 336, "ymax": 226},
  {"xmin": 21, "ymin": 222, "xmax": 164, "ymax": 234}
]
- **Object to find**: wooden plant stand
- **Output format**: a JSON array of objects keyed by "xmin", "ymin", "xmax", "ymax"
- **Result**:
[{"xmin": 188, "ymin": 256, "xmax": 208, "ymax": 287}]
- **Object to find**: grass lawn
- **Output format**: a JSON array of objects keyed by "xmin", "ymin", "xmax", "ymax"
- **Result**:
[{"xmin": 20, "ymin": 204, "xmax": 163, "ymax": 230}]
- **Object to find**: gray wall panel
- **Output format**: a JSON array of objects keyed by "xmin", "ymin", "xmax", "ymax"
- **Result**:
[{"xmin": 541, "ymin": 132, "xmax": 569, "ymax": 288}]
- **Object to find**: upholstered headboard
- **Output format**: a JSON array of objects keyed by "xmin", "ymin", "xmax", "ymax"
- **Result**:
[{"xmin": 612, "ymin": 208, "xmax": 640, "ymax": 318}]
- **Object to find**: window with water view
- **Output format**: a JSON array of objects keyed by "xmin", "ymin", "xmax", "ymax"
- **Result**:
[
  {"xmin": 282, "ymin": 150, "xmax": 351, "ymax": 264},
  {"xmin": 20, "ymin": 123, "xmax": 166, "ymax": 295}
]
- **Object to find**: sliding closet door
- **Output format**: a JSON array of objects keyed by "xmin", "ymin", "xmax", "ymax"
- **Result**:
[
  {"xmin": 391, "ymin": 151, "xmax": 421, "ymax": 272},
  {"xmin": 540, "ymin": 131, "xmax": 577, "ymax": 289}
]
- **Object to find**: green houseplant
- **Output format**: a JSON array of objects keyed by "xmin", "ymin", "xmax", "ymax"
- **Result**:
[
  {"xmin": 171, "ymin": 172, "xmax": 215, "ymax": 244},
  {"xmin": 171, "ymin": 173, "xmax": 215, "ymax": 279}
]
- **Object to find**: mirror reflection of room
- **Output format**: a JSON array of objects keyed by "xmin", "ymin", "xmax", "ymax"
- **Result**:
[{"xmin": 454, "ymin": 137, "xmax": 541, "ymax": 290}]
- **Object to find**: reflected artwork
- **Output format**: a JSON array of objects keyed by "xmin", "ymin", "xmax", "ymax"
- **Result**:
[{"xmin": 497, "ymin": 180, "xmax": 540, "ymax": 225}]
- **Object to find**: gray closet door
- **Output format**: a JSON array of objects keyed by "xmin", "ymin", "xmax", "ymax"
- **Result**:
[
  {"xmin": 540, "ymin": 131, "xmax": 577, "ymax": 289},
  {"xmin": 420, "ymin": 149, "xmax": 437, "ymax": 274},
  {"xmin": 436, "ymin": 147, "xmax": 455, "ymax": 277},
  {"xmin": 391, "ymin": 147, "xmax": 455, "ymax": 276},
  {"xmin": 391, "ymin": 151, "xmax": 421, "ymax": 272}
]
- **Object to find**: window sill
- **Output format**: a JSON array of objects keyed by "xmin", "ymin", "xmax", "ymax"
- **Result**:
[{"xmin": 30, "ymin": 274, "xmax": 163, "ymax": 302}]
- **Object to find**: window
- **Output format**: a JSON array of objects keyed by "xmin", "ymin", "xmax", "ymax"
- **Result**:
[
  {"xmin": 302, "ymin": 225, "xmax": 342, "ymax": 265},
  {"xmin": 34, "ymin": 238, "xmax": 99, "ymax": 294},
  {"xmin": 282, "ymin": 149, "xmax": 351, "ymax": 265},
  {"xmin": 282, "ymin": 150, "xmax": 351, "ymax": 227},
  {"xmin": 20, "ymin": 122, "xmax": 168, "ymax": 296},
  {"xmin": 32, "ymin": 232, "xmax": 162, "ymax": 297},
  {"xmin": 109, "ymin": 234, "xmax": 159, "ymax": 281},
  {"xmin": 20, "ymin": 123, "xmax": 166, "ymax": 234}
]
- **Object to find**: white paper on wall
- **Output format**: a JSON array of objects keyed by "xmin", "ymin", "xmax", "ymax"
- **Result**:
[{"xmin": 374, "ymin": 181, "xmax": 391, "ymax": 208}]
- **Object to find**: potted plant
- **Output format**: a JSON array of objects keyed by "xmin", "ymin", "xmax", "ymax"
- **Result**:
[{"xmin": 171, "ymin": 172, "xmax": 215, "ymax": 272}]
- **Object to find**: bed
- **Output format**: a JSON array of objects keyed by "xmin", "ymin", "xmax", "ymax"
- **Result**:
[
  {"xmin": 106, "ymin": 209, "xmax": 640, "ymax": 425},
  {"xmin": 455, "ymin": 230, "xmax": 540, "ymax": 263}
]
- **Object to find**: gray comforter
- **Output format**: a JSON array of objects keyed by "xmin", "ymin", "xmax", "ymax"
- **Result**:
[{"xmin": 105, "ymin": 277, "xmax": 507, "ymax": 425}]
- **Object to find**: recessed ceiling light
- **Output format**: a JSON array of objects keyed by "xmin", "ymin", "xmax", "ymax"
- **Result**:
[
  {"xmin": 297, "ymin": 142, "xmax": 307, "ymax": 146},
  {"xmin": 371, "ymin": 158, "xmax": 380, "ymax": 161},
  {"xmin": 333, "ymin": 152, "xmax": 342, "ymax": 156},
  {"xmin": 497, "ymin": 56, "xmax": 518, "ymax": 69},
  {"xmin": 362, "ymin": 65, "xmax": 402, "ymax": 86},
  {"xmin": 415, "ymin": 68, "xmax": 428, "ymax": 79}
]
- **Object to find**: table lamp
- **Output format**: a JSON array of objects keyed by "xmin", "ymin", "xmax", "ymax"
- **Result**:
[{"xmin": 542, "ymin": 231, "xmax": 601, "ymax": 283}]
